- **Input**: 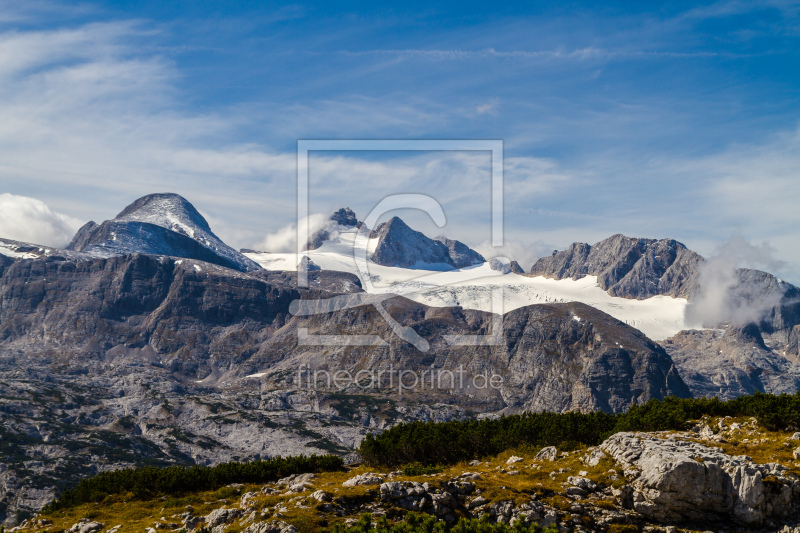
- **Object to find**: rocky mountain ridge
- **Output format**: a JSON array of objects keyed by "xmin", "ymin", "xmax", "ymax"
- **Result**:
[
  {"xmin": 532, "ymin": 234, "xmax": 800, "ymax": 371},
  {"xmin": 530, "ymin": 234, "xmax": 703, "ymax": 300}
]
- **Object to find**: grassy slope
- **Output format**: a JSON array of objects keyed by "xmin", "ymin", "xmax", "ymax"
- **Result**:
[{"xmin": 18, "ymin": 415, "xmax": 800, "ymax": 533}]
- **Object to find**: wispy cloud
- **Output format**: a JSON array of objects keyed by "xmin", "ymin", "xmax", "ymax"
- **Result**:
[
  {"xmin": 0, "ymin": 1, "xmax": 799, "ymax": 284},
  {"xmin": 0, "ymin": 19, "xmax": 297, "ymax": 245}
]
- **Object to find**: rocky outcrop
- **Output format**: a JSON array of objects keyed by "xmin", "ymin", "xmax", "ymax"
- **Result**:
[
  {"xmin": 297, "ymin": 256, "xmax": 321, "ymax": 272},
  {"xmin": 66, "ymin": 519, "xmax": 104, "ymax": 533},
  {"xmin": 66, "ymin": 193, "xmax": 261, "ymax": 273},
  {"xmin": 330, "ymin": 208, "xmax": 358, "ymax": 227},
  {"xmin": 243, "ymin": 521, "xmax": 298, "ymax": 533},
  {"xmin": 530, "ymin": 235, "xmax": 703, "ymax": 299},
  {"xmin": 601, "ymin": 432, "xmax": 800, "ymax": 526},
  {"xmin": 370, "ymin": 217, "xmax": 484, "ymax": 269},
  {"xmin": 489, "ymin": 258, "xmax": 525, "ymax": 274},
  {"xmin": 433, "ymin": 236, "xmax": 485, "ymax": 268},
  {"xmin": 205, "ymin": 507, "xmax": 241, "ymax": 527},
  {"xmin": 305, "ymin": 208, "xmax": 360, "ymax": 251},
  {"xmin": 342, "ymin": 473, "xmax": 383, "ymax": 487},
  {"xmin": 663, "ymin": 328, "xmax": 800, "ymax": 399},
  {"xmin": 535, "ymin": 446, "xmax": 558, "ymax": 461}
]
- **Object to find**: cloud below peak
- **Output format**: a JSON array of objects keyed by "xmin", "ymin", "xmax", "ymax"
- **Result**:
[{"xmin": 0, "ymin": 193, "xmax": 83, "ymax": 247}]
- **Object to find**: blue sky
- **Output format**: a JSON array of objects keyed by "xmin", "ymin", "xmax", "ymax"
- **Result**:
[{"xmin": 0, "ymin": 1, "xmax": 798, "ymax": 278}]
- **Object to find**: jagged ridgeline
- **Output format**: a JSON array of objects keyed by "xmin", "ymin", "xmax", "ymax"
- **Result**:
[
  {"xmin": 43, "ymin": 455, "xmax": 344, "ymax": 512},
  {"xmin": 359, "ymin": 393, "xmax": 800, "ymax": 467}
]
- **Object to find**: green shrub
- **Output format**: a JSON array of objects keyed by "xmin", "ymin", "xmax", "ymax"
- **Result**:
[
  {"xmin": 402, "ymin": 463, "xmax": 443, "ymax": 476},
  {"xmin": 43, "ymin": 454, "xmax": 344, "ymax": 512},
  {"xmin": 361, "ymin": 393, "xmax": 800, "ymax": 467},
  {"xmin": 326, "ymin": 512, "xmax": 557, "ymax": 532},
  {"xmin": 360, "ymin": 410, "xmax": 617, "ymax": 467}
]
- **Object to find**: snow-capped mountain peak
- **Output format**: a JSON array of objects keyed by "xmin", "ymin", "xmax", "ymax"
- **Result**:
[
  {"xmin": 115, "ymin": 193, "xmax": 214, "ymax": 239},
  {"xmin": 66, "ymin": 193, "xmax": 261, "ymax": 273}
]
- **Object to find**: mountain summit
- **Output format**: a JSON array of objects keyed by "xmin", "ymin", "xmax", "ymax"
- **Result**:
[
  {"xmin": 67, "ymin": 193, "xmax": 261, "ymax": 272},
  {"xmin": 530, "ymin": 234, "xmax": 703, "ymax": 299},
  {"xmin": 370, "ymin": 216, "xmax": 485, "ymax": 269}
]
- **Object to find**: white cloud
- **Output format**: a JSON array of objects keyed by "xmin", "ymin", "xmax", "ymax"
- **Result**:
[
  {"xmin": 473, "ymin": 238, "xmax": 555, "ymax": 273},
  {"xmin": 475, "ymin": 99, "xmax": 499, "ymax": 115},
  {"xmin": 685, "ymin": 234, "xmax": 787, "ymax": 327},
  {"xmin": 0, "ymin": 193, "xmax": 83, "ymax": 246},
  {"xmin": 254, "ymin": 213, "xmax": 330, "ymax": 253}
]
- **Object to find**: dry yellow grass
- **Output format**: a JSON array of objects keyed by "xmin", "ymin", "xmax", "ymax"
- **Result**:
[
  {"xmin": 18, "ymin": 421, "xmax": 800, "ymax": 533},
  {"xmin": 20, "ymin": 446, "xmax": 626, "ymax": 533}
]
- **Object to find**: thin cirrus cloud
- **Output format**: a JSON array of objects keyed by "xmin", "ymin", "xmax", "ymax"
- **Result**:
[
  {"xmin": 0, "ymin": 2, "xmax": 798, "ymax": 284},
  {"xmin": 0, "ymin": 19, "xmax": 297, "ymax": 239}
]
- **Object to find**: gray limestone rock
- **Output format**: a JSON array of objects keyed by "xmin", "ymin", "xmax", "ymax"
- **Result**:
[
  {"xmin": 535, "ymin": 446, "xmax": 558, "ymax": 461},
  {"xmin": 601, "ymin": 432, "xmax": 800, "ymax": 526},
  {"xmin": 530, "ymin": 235, "xmax": 703, "ymax": 300},
  {"xmin": 370, "ymin": 217, "xmax": 483, "ymax": 269}
]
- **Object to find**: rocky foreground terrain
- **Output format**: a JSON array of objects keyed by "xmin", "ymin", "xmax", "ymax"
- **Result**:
[{"xmin": 9, "ymin": 416, "xmax": 800, "ymax": 533}]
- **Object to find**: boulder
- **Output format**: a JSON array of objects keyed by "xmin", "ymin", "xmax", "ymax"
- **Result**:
[
  {"xmin": 567, "ymin": 476, "xmax": 597, "ymax": 492},
  {"xmin": 67, "ymin": 520, "xmax": 104, "ymax": 533},
  {"xmin": 276, "ymin": 473, "xmax": 316, "ymax": 486},
  {"xmin": 243, "ymin": 521, "xmax": 299, "ymax": 533},
  {"xmin": 601, "ymin": 432, "xmax": 799, "ymax": 526},
  {"xmin": 584, "ymin": 448, "xmax": 606, "ymax": 467},
  {"xmin": 342, "ymin": 472, "xmax": 384, "ymax": 487},
  {"xmin": 535, "ymin": 446, "xmax": 558, "ymax": 461},
  {"xmin": 205, "ymin": 508, "xmax": 242, "ymax": 527}
]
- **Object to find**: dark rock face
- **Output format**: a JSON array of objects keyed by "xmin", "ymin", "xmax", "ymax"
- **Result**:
[
  {"xmin": 65, "ymin": 221, "xmax": 98, "ymax": 251},
  {"xmin": 370, "ymin": 217, "xmax": 484, "ymax": 269},
  {"xmin": 330, "ymin": 207, "xmax": 358, "ymax": 227},
  {"xmin": 531, "ymin": 235, "xmax": 703, "ymax": 299},
  {"xmin": 662, "ymin": 328, "xmax": 800, "ymax": 399},
  {"xmin": 305, "ymin": 208, "xmax": 360, "ymax": 251},
  {"xmin": 508, "ymin": 261, "xmax": 525, "ymax": 274},
  {"xmin": 790, "ymin": 326, "xmax": 800, "ymax": 355},
  {"xmin": 243, "ymin": 298, "xmax": 690, "ymax": 414},
  {"xmin": 0, "ymin": 254, "xmax": 15, "ymax": 276},
  {"xmin": 434, "ymin": 237, "xmax": 485, "ymax": 268},
  {"xmin": 66, "ymin": 193, "xmax": 261, "ymax": 273}
]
